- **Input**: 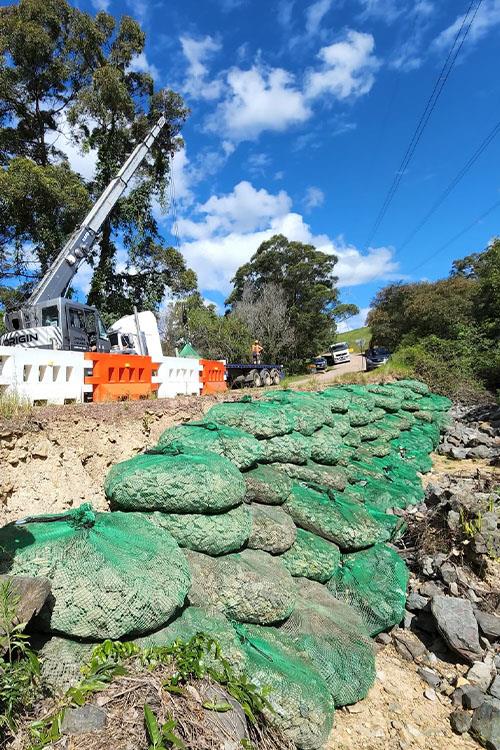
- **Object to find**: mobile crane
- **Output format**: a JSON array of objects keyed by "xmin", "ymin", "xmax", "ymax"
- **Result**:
[{"xmin": 1, "ymin": 116, "xmax": 167, "ymax": 356}]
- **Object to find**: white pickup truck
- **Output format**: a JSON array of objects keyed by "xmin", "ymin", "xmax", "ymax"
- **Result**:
[{"xmin": 330, "ymin": 341, "xmax": 351, "ymax": 365}]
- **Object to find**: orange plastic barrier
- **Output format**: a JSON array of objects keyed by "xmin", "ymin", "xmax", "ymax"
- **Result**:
[
  {"xmin": 84, "ymin": 353, "xmax": 159, "ymax": 403},
  {"xmin": 200, "ymin": 359, "xmax": 227, "ymax": 395}
]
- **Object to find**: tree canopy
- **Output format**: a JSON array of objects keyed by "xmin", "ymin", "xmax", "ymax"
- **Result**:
[{"xmin": 0, "ymin": 0, "xmax": 196, "ymax": 324}]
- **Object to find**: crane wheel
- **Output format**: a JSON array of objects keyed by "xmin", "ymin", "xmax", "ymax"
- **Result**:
[
  {"xmin": 250, "ymin": 369, "xmax": 262, "ymax": 387},
  {"xmin": 270, "ymin": 368, "xmax": 281, "ymax": 385},
  {"xmin": 261, "ymin": 369, "xmax": 272, "ymax": 386}
]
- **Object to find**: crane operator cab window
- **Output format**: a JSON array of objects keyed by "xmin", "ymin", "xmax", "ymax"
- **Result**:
[{"xmin": 41, "ymin": 306, "xmax": 59, "ymax": 327}]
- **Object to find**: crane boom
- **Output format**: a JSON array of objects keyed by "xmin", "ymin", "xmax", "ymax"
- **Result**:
[{"xmin": 28, "ymin": 115, "xmax": 167, "ymax": 305}]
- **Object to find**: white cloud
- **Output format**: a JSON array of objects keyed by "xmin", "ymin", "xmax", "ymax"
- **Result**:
[
  {"xmin": 305, "ymin": 30, "xmax": 379, "ymax": 101},
  {"xmin": 129, "ymin": 52, "xmax": 159, "ymax": 82},
  {"xmin": 305, "ymin": 0, "xmax": 333, "ymax": 36},
  {"xmin": 48, "ymin": 115, "xmax": 98, "ymax": 182},
  {"xmin": 180, "ymin": 35, "xmax": 222, "ymax": 100},
  {"xmin": 303, "ymin": 186, "xmax": 325, "ymax": 211},
  {"xmin": 337, "ymin": 306, "xmax": 371, "ymax": 333},
  {"xmin": 208, "ymin": 65, "xmax": 311, "ymax": 141},
  {"xmin": 432, "ymin": 0, "xmax": 500, "ymax": 53},
  {"xmin": 357, "ymin": 0, "xmax": 403, "ymax": 24},
  {"xmin": 91, "ymin": 0, "xmax": 110, "ymax": 10},
  {"xmin": 176, "ymin": 180, "xmax": 399, "ymax": 295},
  {"xmin": 247, "ymin": 152, "xmax": 272, "ymax": 176}
]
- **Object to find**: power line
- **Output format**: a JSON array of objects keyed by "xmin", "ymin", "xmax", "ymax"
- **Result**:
[
  {"xmin": 364, "ymin": 0, "xmax": 483, "ymax": 248},
  {"xmin": 399, "ymin": 117, "xmax": 500, "ymax": 252},
  {"xmin": 409, "ymin": 197, "xmax": 500, "ymax": 273}
]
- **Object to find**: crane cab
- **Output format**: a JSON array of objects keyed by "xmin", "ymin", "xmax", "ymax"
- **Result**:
[{"xmin": 2, "ymin": 298, "xmax": 111, "ymax": 352}]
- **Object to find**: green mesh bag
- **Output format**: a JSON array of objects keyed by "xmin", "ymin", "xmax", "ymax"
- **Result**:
[
  {"xmin": 283, "ymin": 484, "xmax": 394, "ymax": 551},
  {"xmin": 343, "ymin": 429, "xmax": 361, "ymax": 447},
  {"xmin": 137, "ymin": 606, "xmax": 247, "ymax": 675},
  {"xmin": 104, "ymin": 448, "xmax": 245, "ymax": 513},
  {"xmin": 147, "ymin": 505, "xmax": 251, "ymax": 556},
  {"xmin": 261, "ymin": 391, "xmax": 326, "ymax": 435},
  {"xmin": 355, "ymin": 423, "xmax": 387, "ymax": 442},
  {"xmin": 279, "ymin": 578, "xmax": 376, "ymax": 707},
  {"xmin": 155, "ymin": 421, "xmax": 263, "ymax": 469},
  {"xmin": 309, "ymin": 426, "xmax": 344, "ymax": 465},
  {"xmin": 396, "ymin": 378, "xmax": 429, "ymax": 395},
  {"xmin": 281, "ymin": 528, "xmax": 340, "ymax": 583},
  {"xmin": 234, "ymin": 622, "xmax": 335, "ymax": 750},
  {"xmin": 38, "ymin": 636, "xmax": 94, "ymax": 694},
  {"xmin": 187, "ymin": 549, "xmax": 296, "ymax": 625},
  {"xmin": 327, "ymin": 543, "xmax": 409, "ymax": 636},
  {"xmin": 355, "ymin": 441, "xmax": 391, "ymax": 459},
  {"xmin": 248, "ymin": 503, "xmax": 297, "ymax": 554},
  {"xmin": 318, "ymin": 388, "xmax": 351, "ymax": 413},
  {"xmin": 322, "ymin": 412, "xmax": 351, "ymax": 436},
  {"xmin": 370, "ymin": 393, "xmax": 403, "ymax": 412},
  {"xmin": 260, "ymin": 431, "xmax": 311, "ymax": 464},
  {"xmin": 274, "ymin": 461, "xmax": 348, "ymax": 492},
  {"xmin": 205, "ymin": 397, "xmax": 296, "ymax": 438},
  {"xmin": 0, "ymin": 506, "xmax": 190, "ymax": 639},
  {"xmin": 243, "ymin": 464, "xmax": 293, "ymax": 505},
  {"xmin": 410, "ymin": 394, "xmax": 451, "ymax": 412},
  {"xmin": 400, "ymin": 398, "xmax": 423, "ymax": 412},
  {"xmin": 347, "ymin": 403, "xmax": 373, "ymax": 426}
]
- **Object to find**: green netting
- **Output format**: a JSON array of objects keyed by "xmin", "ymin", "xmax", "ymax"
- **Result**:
[
  {"xmin": 260, "ymin": 431, "xmax": 311, "ymax": 464},
  {"xmin": 234, "ymin": 622, "xmax": 335, "ymax": 750},
  {"xmin": 317, "ymin": 388, "xmax": 351, "ymax": 413},
  {"xmin": 279, "ymin": 578, "xmax": 376, "ymax": 706},
  {"xmin": 136, "ymin": 606, "xmax": 247, "ymax": 675},
  {"xmin": 354, "ymin": 440, "xmax": 391, "ymax": 459},
  {"xmin": 347, "ymin": 403, "xmax": 373, "ymax": 426},
  {"xmin": 371, "ymin": 393, "xmax": 403, "ymax": 412},
  {"xmin": 281, "ymin": 528, "xmax": 340, "ymax": 582},
  {"xmin": 283, "ymin": 483, "xmax": 395, "ymax": 550},
  {"xmin": 274, "ymin": 461, "xmax": 348, "ymax": 492},
  {"xmin": 327, "ymin": 543, "xmax": 409, "ymax": 636},
  {"xmin": 205, "ymin": 397, "xmax": 296, "ymax": 438},
  {"xmin": 38, "ymin": 636, "xmax": 94, "ymax": 694},
  {"xmin": 147, "ymin": 505, "xmax": 251, "ymax": 556},
  {"xmin": 261, "ymin": 391, "xmax": 326, "ymax": 435},
  {"xmin": 155, "ymin": 421, "xmax": 263, "ymax": 470},
  {"xmin": 396, "ymin": 378, "xmax": 430, "ymax": 395},
  {"xmin": 187, "ymin": 548, "xmax": 296, "ymax": 625},
  {"xmin": 343, "ymin": 429, "xmax": 362, "ymax": 447},
  {"xmin": 243, "ymin": 464, "xmax": 293, "ymax": 505},
  {"xmin": 336, "ymin": 445, "xmax": 357, "ymax": 465},
  {"xmin": 104, "ymin": 448, "xmax": 245, "ymax": 513},
  {"xmin": 248, "ymin": 503, "xmax": 297, "ymax": 554},
  {"xmin": 0, "ymin": 506, "xmax": 190, "ymax": 639},
  {"xmin": 355, "ymin": 423, "xmax": 387, "ymax": 441},
  {"xmin": 309, "ymin": 426, "xmax": 344, "ymax": 465}
]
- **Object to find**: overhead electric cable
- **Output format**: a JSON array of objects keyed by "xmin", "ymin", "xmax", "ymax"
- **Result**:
[
  {"xmin": 364, "ymin": 0, "xmax": 483, "ymax": 248},
  {"xmin": 408, "ymin": 197, "xmax": 500, "ymax": 273},
  {"xmin": 398, "ymin": 116, "xmax": 500, "ymax": 252}
]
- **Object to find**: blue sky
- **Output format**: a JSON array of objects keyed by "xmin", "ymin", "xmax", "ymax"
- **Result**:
[{"xmin": 71, "ymin": 0, "xmax": 500, "ymax": 328}]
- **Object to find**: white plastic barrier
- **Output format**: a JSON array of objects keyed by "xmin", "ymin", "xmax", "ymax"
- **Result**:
[
  {"xmin": 154, "ymin": 356, "xmax": 203, "ymax": 399},
  {"xmin": 0, "ymin": 346, "xmax": 86, "ymax": 405}
]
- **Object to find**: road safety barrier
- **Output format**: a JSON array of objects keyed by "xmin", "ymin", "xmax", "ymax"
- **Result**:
[
  {"xmin": 84, "ymin": 352, "xmax": 159, "ymax": 403},
  {"xmin": 200, "ymin": 359, "xmax": 227, "ymax": 395},
  {"xmin": 154, "ymin": 356, "xmax": 203, "ymax": 399},
  {"xmin": 0, "ymin": 346, "xmax": 86, "ymax": 405}
]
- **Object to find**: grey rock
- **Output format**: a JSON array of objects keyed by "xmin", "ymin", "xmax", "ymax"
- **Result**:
[
  {"xmin": 449, "ymin": 582, "xmax": 459, "ymax": 597},
  {"xmin": 0, "ymin": 575, "xmax": 51, "ymax": 650},
  {"xmin": 199, "ymin": 683, "xmax": 249, "ymax": 748},
  {"xmin": 461, "ymin": 685, "xmax": 486, "ymax": 710},
  {"xmin": 418, "ymin": 667, "xmax": 441, "ymax": 689},
  {"xmin": 475, "ymin": 611, "xmax": 500, "ymax": 641},
  {"xmin": 420, "ymin": 581, "xmax": 442, "ymax": 598},
  {"xmin": 375, "ymin": 632, "xmax": 392, "ymax": 646},
  {"xmin": 421, "ymin": 556, "xmax": 435, "ymax": 577},
  {"xmin": 61, "ymin": 705, "xmax": 107, "ymax": 735},
  {"xmin": 450, "ymin": 447, "xmax": 468, "ymax": 460},
  {"xmin": 406, "ymin": 592, "xmax": 429, "ymax": 612},
  {"xmin": 468, "ymin": 661, "xmax": 495, "ymax": 692},
  {"xmin": 404, "ymin": 610, "xmax": 415, "ymax": 629},
  {"xmin": 495, "ymin": 655, "xmax": 500, "ymax": 671},
  {"xmin": 431, "ymin": 595, "xmax": 483, "ymax": 662},
  {"xmin": 440, "ymin": 561, "xmax": 458, "ymax": 584},
  {"xmin": 490, "ymin": 677, "xmax": 500, "ymax": 700},
  {"xmin": 448, "ymin": 510, "xmax": 461, "ymax": 532},
  {"xmin": 450, "ymin": 710, "xmax": 472, "ymax": 735},
  {"xmin": 471, "ymin": 697, "xmax": 500, "ymax": 750},
  {"xmin": 468, "ymin": 445, "xmax": 494, "ymax": 459},
  {"xmin": 392, "ymin": 630, "xmax": 427, "ymax": 662}
]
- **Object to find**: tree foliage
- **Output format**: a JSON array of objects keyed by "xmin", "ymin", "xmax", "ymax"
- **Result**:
[
  {"xmin": 227, "ymin": 234, "xmax": 343, "ymax": 362},
  {"xmin": 0, "ymin": 0, "xmax": 196, "ymax": 322}
]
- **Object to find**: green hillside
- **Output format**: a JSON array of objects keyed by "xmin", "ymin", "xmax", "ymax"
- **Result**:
[{"xmin": 336, "ymin": 327, "xmax": 371, "ymax": 351}]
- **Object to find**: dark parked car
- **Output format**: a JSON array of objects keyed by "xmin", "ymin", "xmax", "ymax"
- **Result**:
[
  {"xmin": 312, "ymin": 356, "xmax": 327, "ymax": 371},
  {"xmin": 365, "ymin": 347, "xmax": 390, "ymax": 371}
]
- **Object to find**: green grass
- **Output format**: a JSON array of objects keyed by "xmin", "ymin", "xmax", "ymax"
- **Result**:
[{"xmin": 335, "ymin": 326, "xmax": 371, "ymax": 351}]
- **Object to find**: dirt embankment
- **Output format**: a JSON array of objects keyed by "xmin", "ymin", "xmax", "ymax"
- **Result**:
[{"xmin": 0, "ymin": 394, "xmax": 240, "ymax": 526}]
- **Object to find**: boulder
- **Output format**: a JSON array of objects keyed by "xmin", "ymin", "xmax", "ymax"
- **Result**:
[
  {"xmin": 431, "ymin": 596, "xmax": 482, "ymax": 662},
  {"xmin": 0, "ymin": 575, "xmax": 51, "ymax": 653},
  {"xmin": 61, "ymin": 705, "xmax": 107, "ymax": 734},
  {"xmin": 490, "ymin": 677, "xmax": 500, "ymax": 701},
  {"xmin": 450, "ymin": 710, "xmax": 472, "ymax": 735},
  {"xmin": 471, "ymin": 697, "xmax": 500, "ymax": 750},
  {"xmin": 468, "ymin": 661, "xmax": 495, "ymax": 692},
  {"xmin": 475, "ymin": 611, "xmax": 500, "ymax": 641}
]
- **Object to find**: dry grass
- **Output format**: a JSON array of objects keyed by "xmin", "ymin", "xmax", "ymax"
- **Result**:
[{"xmin": 0, "ymin": 391, "xmax": 33, "ymax": 420}]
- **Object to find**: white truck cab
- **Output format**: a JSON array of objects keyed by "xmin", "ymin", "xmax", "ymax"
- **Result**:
[{"xmin": 330, "ymin": 341, "xmax": 351, "ymax": 365}]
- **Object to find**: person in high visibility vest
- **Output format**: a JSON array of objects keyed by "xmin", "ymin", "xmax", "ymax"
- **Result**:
[{"xmin": 252, "ymin": 340, "xmax": 263, "ymax": 364}]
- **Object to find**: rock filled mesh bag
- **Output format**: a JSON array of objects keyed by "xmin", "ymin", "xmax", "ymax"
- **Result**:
[
  {"xmin": 309, "ymin": 426, "xmax": 344, "ymax": 465},
  {"xmin": 0, "ymin": 505, "xmax": 190, "ymax": 640},
  {"xmin": 261, "ymin": 390, "xmax": 326, "ymax": 434},
  {"xmin": 147, "ymin": 504, "xmax": 252, "ymax": 556},
  {"xmin": 274, "ymin": 461, "xmax": 348, "ymax": 492},
  {"xmin": 283, "ymin": 483, "xmax": 395, "ymax": 551},
  {"xmin": 104, "ymin": 447, "xmax": 245, "ymax": 513},
  {"xmin": 281, "ymin": 528, "xmax": 341, "ymax": 583},
  {"xmin": 37, "ymin": 636, "xmax": 94, "ymax": 693},
  {"xmin": 205, "ymin": 397, "xmax": 296, "ymax": 438},
  {"xmin": 279, "ymin": 578, "xmax": 376, "ymax": 707},
  {"xmin": 318, "ymin": 388, "xmax": 351, "ymax": 413},
  {"xmin": 260, "ymin": 431, "xmax": 311, "ymax": 464},
  {"xmin": 155, "ymin": 421, "xmax": 263, "ymax": 470},
  {"xmin": 233, "ymin": 622, "xmax": 335, "ymax": 750},
  {"xmin": 327, "ymin": 543, "xmax": 409, "ymax": 636},
  {"xmin": 242, "ymin": 463, "xmax": 293, "ymax": 505},
  {"xmin": 186, "ymin": 548, "xmax": 296, "ymax": 625}
]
